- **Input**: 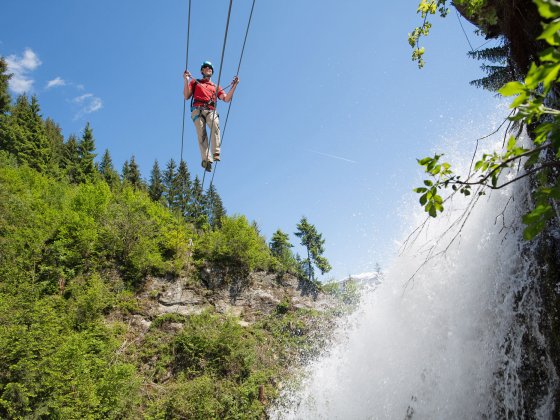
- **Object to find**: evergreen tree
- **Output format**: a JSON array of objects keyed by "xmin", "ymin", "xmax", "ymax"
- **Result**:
[
  {"xmin": 148, "ymin": 159, "xmax": 164, "ymax": 202},
  {"xmin": 294, "ymin": 216, "xmax": 332, "ymax": 282},
  {"xmin": 163, "ymin": 158, "xmax": 178, "ymax": 210},
  {"xmin": 78, "ymin": 122, "xmax": 97, "ymax": 181},
  {"xmin": 26, "ymin": 96, "xmax": 51, "ymax": 172},
  {"xmin": 0, "ymin": 57, "xmax": 12, "ymax": 115},
  {"xmin": 62, "ymin": 134, "xmax": 82, "ymax": 183},
  {"xmin": 122, "ymin": 159, "xmax": 130, "ymax": 183},
  {"xmin": 123, "ymin": 155, "xmax": 143, "ymax": 189},
  {"xmin": 0, "ymin": 95, "xmax": 50, "ymax": 172},
  {"xmin": 44, "ymin": 118, "xmax": 65, "ymax": 175},
  {"xmin": 189, "ymin": 175, "xmax": 208, "ymax": 228},
  {"xmin": 468, "ymin": 44, "xmax": 520, "ymax": 92},
  {"xmin": 98, "ymin": 149, "xmax": 120, "ymax": 188},
  {"xmin": 205, "ymin": 183, "xmax": 226, "ymax": 229},
  {"xmin": 270, "ymin": 229, "xmax": 293, "ymax": 258},
  {"xmin": 176, "ymin": 160, "xmax": 192, "ymax": 216},
  {"xmin": 269, "ymin": 229, "xmax": 296, "ymax": 270}
]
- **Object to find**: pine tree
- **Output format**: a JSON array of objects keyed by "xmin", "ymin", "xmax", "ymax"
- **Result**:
[
  {"xmin": 205, "ymin": 183, "xmax": 226, "ymax": 229},
  {"xmin": 0, "ymin": 57, "xmax": 12, "ymax": 115},
  {"xmin": 270, "ymin": 229, "xmax": 296, "ymax": 270},
  {"xmin": 176, "ymin": 160, "xmax": 192, "ymax": 216},
  {"xmin": 468, "ymin": 44, "xmax": 520, "ymax": 92},
  {"xmin": 78, "ymin": 122, "xmax": 97, "ymax": 181},
  {"xmin": 62, "ymin": 134, "xmax": 82, "ymax": 183},
  {"xmin": 44, "ymin": 118, "xmax": 65, "ymax": 175},
  {"xmin": 189, "ymin": 175, "xmax": 208, "ymax": 228},
  {"xmin": 122, "ymin": 160, "xmax": 130, "ymax": 182},
  {"xmin": 270, "ymin": 229, "xmax": 293, "ymax": 257},
  {"xmin": 148, "ymin": 159, "xmax": 164, "ymax": 202},
  {"xmin": 98, "ymin": 149, "xmax": 120, "ymax": 188},
  {"xmin": 163, "ymin": 159, "xmax": 178, "ymax": 209},
  {"xmin": 294, "ymin": 216, "xmax": 332, "ymax": 282},
  {"xmin": 26, "ymin": 96, "xmax": 51, "ymax": 172},
  {"xmin": 1, "ymin": 95, "xmax": 50, "ymax": 172},
  {"xmin": 123, "ymin": 155, "xmax": 143, "ymax": 189}
]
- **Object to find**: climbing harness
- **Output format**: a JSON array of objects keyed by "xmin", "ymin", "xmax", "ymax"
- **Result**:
[{"xmin": 189, "ymin": 79, "xmax": 219, "ymax": 111}]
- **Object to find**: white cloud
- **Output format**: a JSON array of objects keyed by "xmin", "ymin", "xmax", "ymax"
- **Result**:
[
  {"xmin": 73, "ymin": 93, "xmax": 103, "ymax": 119},
  {"xmin": 5, "ymin": 48, "xmax": 42, "ymax": 94},
  {"xmin": 46, "ymin": 77, "xmax": 66, "ymax": 89}
]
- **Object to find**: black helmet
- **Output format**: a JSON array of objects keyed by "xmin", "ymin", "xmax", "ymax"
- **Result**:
[{"xmin": 201, "ymin": 61, "xmax": 214, "ymax": 72}]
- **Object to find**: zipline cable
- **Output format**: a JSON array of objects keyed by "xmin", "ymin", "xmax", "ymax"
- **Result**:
[
  {"xmin": 180, "ymin": 0, "xmax": 192, "ymax": 164},
  {"xmin": 175, "ymin": 0, "xmax": 192, "ymax": 315},
  {"xmin": 209, "ymin": 0, "xmax": 256, "ymax": 187},
  {"xmin": 455, "ymin": 8, "xmax": 474, "ymax": 53},
  {"xmin": 201, "ymin": 0, "xmax": 234, "ymax": 190}
]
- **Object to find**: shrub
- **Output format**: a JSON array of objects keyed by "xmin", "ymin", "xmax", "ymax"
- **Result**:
[
  {"xmin": 173, "ymin": 311, "xmax": 256, "ymax": 380},
  {"xmin": 196, "ymin": 215, "xmax": 273, "ymax": 272}
]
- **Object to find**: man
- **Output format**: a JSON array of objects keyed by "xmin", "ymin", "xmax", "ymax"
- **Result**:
[{"xmin": 183, "ymin": 61, "xmax": 239, "ymax": 172}]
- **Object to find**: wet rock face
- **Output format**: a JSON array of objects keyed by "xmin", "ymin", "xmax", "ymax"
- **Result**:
[
  {"xmin": 534, "ymin": 228, "xmax": 560, "ymax": 418},
  {"xmin": 498, "ymin": 222, "xmax": 560, "ymax": 418}
]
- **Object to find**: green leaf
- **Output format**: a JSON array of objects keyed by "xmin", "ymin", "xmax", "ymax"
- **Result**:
[
  {"xmin": 524, "ymin": 152, "xmax": 540, "ymax": 169},
  {"xmin": 499, "ymin": 81, "xmax": 526, "ymax": 96},
  {"xmin": 511, "ymin": 92, "xmax": 529, "ymax": 108},
  {"xmin": 538, "ymin": 19, "xmax": 560, "ymax": 45},
  {"xmin": 430, "ymin": 165, "xmax": 441, "ymax": 175},
  {"xmin": 507, "ymin": 136, "xmax": 517, "ymax": 151},
  {"xmin": 523, "ymin": 203, "xmax": 553, "ymax": 221},
  {"xmin": 424, "ymin": 180, "xmax": 433, "ymax": 187},
  {"xmin": 539, "ymin": 47, "xmax": 560, "ymax": 62},
  {"xmin": 535, "ymin": 0, "xmax": 560, "ymax": 19},
  {"xmin": 525, "ymin": 62, "xmax": 546, "ymax": 88},
  {"xmin": 523, "ymin": 221, "xmax": 545, "ymax": 240},
  {"xmin": 428, "ymin": 204, "xmax": 437, "ymax": 218},
  {"xmin": 543, "ymin": 63, "xmax": 560, "ymax": 90}
]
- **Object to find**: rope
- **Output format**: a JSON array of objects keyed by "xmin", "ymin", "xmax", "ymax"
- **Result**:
[
  {"xmin": 201, "ymin": 0, "xmax": 234, "ymax": 190},
  {"xmin": 455, "ymin": 8, "xmax": 474, "ymax": 53},
  {"xmin": 209, "ymin": 0, "xmax": 256, "ymax": 187},
  {"xmin": 175, "ymin": 0, "xmax": 192, "ymax": 315},
  {"xmin": 180, "ymin": 0, "xmax": 192, "ymax": 163}
]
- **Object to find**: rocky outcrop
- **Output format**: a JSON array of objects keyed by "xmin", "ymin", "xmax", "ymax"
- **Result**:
[{"xmin": 138, "ymin": 270, "xmax": 335, "ymax": 323}]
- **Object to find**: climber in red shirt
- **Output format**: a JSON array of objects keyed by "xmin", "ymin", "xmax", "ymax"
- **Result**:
[{"xmin": 183, "ymin": 61, "xmax": 239, "ymax": 172}]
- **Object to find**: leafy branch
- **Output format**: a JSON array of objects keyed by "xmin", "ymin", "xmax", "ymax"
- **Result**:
[
  {"xmin": 414, "ymin": 0, "xmax": 560, "ymax": 239},
  {"xmin": 409, "ymin": 1, "xmax": 449, "ymax": 68}
]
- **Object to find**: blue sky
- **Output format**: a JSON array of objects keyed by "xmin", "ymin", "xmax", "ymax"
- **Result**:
[{"xmin": 1, "ymin": 1, "xmax": 504, "ymax": 280}]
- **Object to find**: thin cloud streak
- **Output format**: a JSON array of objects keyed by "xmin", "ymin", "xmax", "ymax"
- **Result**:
[
  {"xmin": 306, "ymin": 149, "xmax": 358, "ymax": 164},
  {"xmin": 72, "ymin": 93, "xmax": 103, "ymax": 119},
  {"xmin": 46, "ymin": 77, "xmax": 66, "ymax": 89}
]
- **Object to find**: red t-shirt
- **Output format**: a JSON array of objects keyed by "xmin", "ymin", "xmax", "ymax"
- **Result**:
[{"xmin": 189, "ymin": 78, "xmax": 225, "ymax": 109}]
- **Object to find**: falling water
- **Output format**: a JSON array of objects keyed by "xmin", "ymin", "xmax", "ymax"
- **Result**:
[{"xmin": 271, "ymin": 122, "xmax": 559, "ymax": 419}]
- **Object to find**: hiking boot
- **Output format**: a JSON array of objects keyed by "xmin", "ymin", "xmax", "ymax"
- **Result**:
[
  {"xmin": 213, "ymin": 153, "xmax": 221, "ymax": 162},
  {"xmin": 201, "ymin": 160, "xmax": 212, "ymax": 172}
]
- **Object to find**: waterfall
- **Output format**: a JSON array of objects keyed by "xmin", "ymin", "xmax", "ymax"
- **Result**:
[{"xmin": 271, "ymin": 125, "xmax": 559, "ymax": 419}]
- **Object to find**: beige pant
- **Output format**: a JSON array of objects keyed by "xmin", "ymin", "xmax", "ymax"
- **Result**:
[{"xmin": 191, "ymin": 108, "xmax": 221, "ymax": 162}]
